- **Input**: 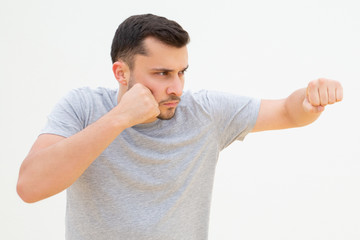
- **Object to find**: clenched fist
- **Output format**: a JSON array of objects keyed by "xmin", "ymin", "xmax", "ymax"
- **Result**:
[
  {"xmin": 116, "ymin": 83, "xmax": 160, "ymax": 127},
  {"xmin": 303, "ymin": 78, "xmax": 343, "ymax": 113}
]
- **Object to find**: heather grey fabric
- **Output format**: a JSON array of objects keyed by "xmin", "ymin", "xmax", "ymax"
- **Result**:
[{"xmin": 41, "ymin": 87, "xmax": 260, "ymax": 240}]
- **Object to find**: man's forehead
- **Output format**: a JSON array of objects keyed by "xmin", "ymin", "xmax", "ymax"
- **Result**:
[
  {"xmin": 142, "ymin": 37, "xmax": 170, "ymax": 50},
  {"xmin": 134, "ymin": 38, "xmax": 188, "ymax": 70},
  {"xmin": 142, "ymin": 37, "xmax": 188, "ymax": 54}
]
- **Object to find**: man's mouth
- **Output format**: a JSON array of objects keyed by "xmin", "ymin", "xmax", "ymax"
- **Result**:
[
  {"xmin": 162, "ymin": 101, "xmax": 179, "ymax": 108},
  {"xmin": 159, "ymin": 96, "xmax": 181, "ymax": 108}
]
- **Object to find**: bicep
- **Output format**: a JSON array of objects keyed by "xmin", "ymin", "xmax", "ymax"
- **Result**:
[
  {"xmin": 251, "ymin": 99, "xmax": 293, "ymax": 132},
  {"xmin": 27, "ymin": 134, "xmax": 66, "ymax": 157}
]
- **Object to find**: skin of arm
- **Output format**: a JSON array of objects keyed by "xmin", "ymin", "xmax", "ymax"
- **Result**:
[
  {"xmin": 17, "ymin": 83, "xmax": 160, "ymax": 203},
  {"xmin": 252, "ymin": 78, "xmax": 343, "ymax": 132},
  {"xmin": 17, "ymin": 78, "xmax": 342, "ymax": 203}
]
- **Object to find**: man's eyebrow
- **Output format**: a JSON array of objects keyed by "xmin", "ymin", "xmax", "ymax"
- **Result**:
[
  {"xmin": 151, "ymin": 68, "xmax": 172, "ymax": 72},
  {"xmin": 151, "ymin": 65, "xmax": 189, "ymax": 72},
  {"xmin": 182, "ymin": 65, "xmax": 189, "ymax": 72}
]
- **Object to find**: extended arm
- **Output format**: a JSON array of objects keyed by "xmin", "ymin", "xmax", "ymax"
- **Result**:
[
  {"xmin": 252, "ymin": 78, "xmax": 343, "ymax": 132},
  {"xmin": 17, "ymin": 84, "xmax": 159, "ymax": 203}
]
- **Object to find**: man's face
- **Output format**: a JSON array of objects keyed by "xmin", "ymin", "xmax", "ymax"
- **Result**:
[{"xmin": 128, "ymin": 37, "xmax": 188, "ymax": 121}]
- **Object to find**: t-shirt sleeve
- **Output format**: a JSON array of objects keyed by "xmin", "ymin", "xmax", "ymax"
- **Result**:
[
  {"xmin": 40, "ymin": 89, "xmax": 88, "ymax": 138},
  {"xmin": 199, "ymin": 90, "xmax": 260, "ymax": 150}
]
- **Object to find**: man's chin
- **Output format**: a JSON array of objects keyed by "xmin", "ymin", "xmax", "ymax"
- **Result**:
[
  {"xmin": 157, "ymin": 114, "xmax": 175, "ymax": 120},
  {"xmin": 157, "ymin": 109, "xmax": 176, "ymax": 120}
]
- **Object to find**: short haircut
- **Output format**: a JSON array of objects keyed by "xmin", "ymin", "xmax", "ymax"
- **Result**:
[{"xmin": 110, "ymin": 14, "xmax": 190, "ymax": 69}]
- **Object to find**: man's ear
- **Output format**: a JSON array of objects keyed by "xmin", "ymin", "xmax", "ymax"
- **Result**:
[{"xmin": 112, "ymin": 60, "xmax": 130, "ymax": 86}]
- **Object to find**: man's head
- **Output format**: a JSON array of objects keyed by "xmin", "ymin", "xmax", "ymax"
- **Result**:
[
  {"xmin": 111, "ymin": 14, "xmax": 190, "ymax": 122},
  {"xmin": 111, "ymin": 14, "xmax": 190, "ymax": 70}
]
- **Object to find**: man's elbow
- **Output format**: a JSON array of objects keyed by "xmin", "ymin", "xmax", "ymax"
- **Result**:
[
  {"xmin": 17, "ymin": 179, "xmax": 37, "ymax": 203},
  {"xmin": 16, "ymin": 172, "xmax": 45, "ymax": 203}
]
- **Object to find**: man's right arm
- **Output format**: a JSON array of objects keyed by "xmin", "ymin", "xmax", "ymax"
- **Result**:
[{"xmin": 17, "ymin": 84, "xmax": 160, "ymax": 203}]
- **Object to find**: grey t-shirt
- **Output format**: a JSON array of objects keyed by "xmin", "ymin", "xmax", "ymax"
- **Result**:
[{"xmin": 41, "ymin": 87, "xmax": 260, "ymax": 240}]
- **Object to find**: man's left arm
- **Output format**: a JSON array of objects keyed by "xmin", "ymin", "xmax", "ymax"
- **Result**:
[{"xmin": 252, "ymin": 78, "xmax": 343, "ymax": 132}]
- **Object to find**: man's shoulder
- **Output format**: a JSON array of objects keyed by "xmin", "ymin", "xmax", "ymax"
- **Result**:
[
  {"xmin": 64, "ymin": 86, "xmax": 116, "ymax": 102},
  {"xmin": 66, "ymin": 86, "xmax": 116, "ymax": 97},
  {"xmin": 181, "ymin": 89, "xmax": 211, "ymax": 103},
  {"xmin": 179, "ymin": 89, "xmax": 220, "ymax": 117},
  {"xmin": 181, "ymin": 89, "xmax": 259, "ymax": 116},
  {"xmin": 181, "ymin": 89, "xmax": 242, "ymax": 105},
  {"xmin": 56, "ymin": 87, "xmax": 118, "ymax": 114},
  {"xmin": 180, "ymin": 90, "xmax": 206, "ymax": 107}
]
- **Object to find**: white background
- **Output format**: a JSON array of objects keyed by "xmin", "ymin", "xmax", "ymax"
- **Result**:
[{"xmin": 1, "ymin": 0, "xmax": 359, "ymax": 239}]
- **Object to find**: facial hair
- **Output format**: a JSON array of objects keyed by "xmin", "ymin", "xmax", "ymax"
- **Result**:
[{"xmin": 128, "ymin": 75, "xmax": 181, "ymax": 120}]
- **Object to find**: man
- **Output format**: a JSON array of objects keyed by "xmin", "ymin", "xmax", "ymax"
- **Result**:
[{"xmin": 17, "ymin": 14, "xmax": 343, "ymax": 239}]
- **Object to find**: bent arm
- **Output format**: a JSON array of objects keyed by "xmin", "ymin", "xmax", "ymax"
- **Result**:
[
  {"xmin": 17, "ymin": 83, "xmax": 160, "ymax": 203},
  {"xmin": 252, "ymin": 78, "xmax": 343, "ymax": 132},
  {"xmin": 17, "ymin": 110, "xmax": 128, "ymax": 203}
]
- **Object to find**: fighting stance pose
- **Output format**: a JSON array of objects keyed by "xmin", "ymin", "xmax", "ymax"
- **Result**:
[{"xmin": 17, "ymin": 14, "xmax": 343, "ymax": 240}]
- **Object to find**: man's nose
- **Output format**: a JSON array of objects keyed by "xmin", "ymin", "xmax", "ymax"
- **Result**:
[{"xmin": 166, "ymin": 77, "xmax": 183, "ymax": 96}]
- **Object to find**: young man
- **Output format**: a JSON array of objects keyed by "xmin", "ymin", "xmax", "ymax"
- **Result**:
[{"xmin": 17, "ymin": 14, "xmax": 343, "ymax": 239}]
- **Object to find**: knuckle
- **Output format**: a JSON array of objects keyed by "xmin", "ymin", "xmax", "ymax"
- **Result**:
[
  {"xmin": 141, "ymin": 89, "xmax": 148, "ymax": 96},
  {"xmin": 144, "ymin": 97, "xmax": 152, "ymax": 105},
  {"xmin": 308, "ymin": 81, "xmax": 317, "ymax": 88},
  {"xmin": 140, "ymin": 88, "xmax": 149, "ymax": 96},
  {"xmin": 328, "ymin": 95, "xmax": 336, "ymax": 103},
  {"xmin": 317, "ymin": 78, "xmax": 326, "ymax": 85},
  {"xmin": 311, "ymin": 98, "xmax": 320, "ymax": 106},
  {"xmin": 335, "ymin": 81, "xmax": 342, "ymax": 89}
]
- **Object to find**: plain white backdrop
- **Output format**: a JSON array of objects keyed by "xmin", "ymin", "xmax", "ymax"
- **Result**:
[{"xmin": 1, "ymin": 0, "xmax": 359, "ymax": 239}]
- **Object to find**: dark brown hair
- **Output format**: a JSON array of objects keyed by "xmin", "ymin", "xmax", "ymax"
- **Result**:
[{"xmin": 110, "ymin": 14, "xmax": 190, "ymax": 69}]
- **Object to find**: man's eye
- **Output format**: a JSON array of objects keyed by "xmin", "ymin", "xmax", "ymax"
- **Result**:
[{"xmin": 158, "ymin": 72, "xmax": 168, "ymax": 76}]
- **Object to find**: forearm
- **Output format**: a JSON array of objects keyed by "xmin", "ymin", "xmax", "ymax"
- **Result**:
[
  {"xmin": 18, "ymin": 83, "xmax": 160, "ymax": 203},
  {"xmin": 17, "ymin": 110, "xmax": 128, "ymax": 203},
  {"xmin": 284, "ymin": 88, "xmax": 321, "ymax": 127}
]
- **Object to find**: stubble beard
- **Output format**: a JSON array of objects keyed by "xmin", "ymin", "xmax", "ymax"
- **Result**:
[
  {"xmin": 156, "ymin": 94, "xmax": 181, "ymax": 120},
  {"xmin": 128, "ymin": 75, "xmax": 181, "ymax": 120}
]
